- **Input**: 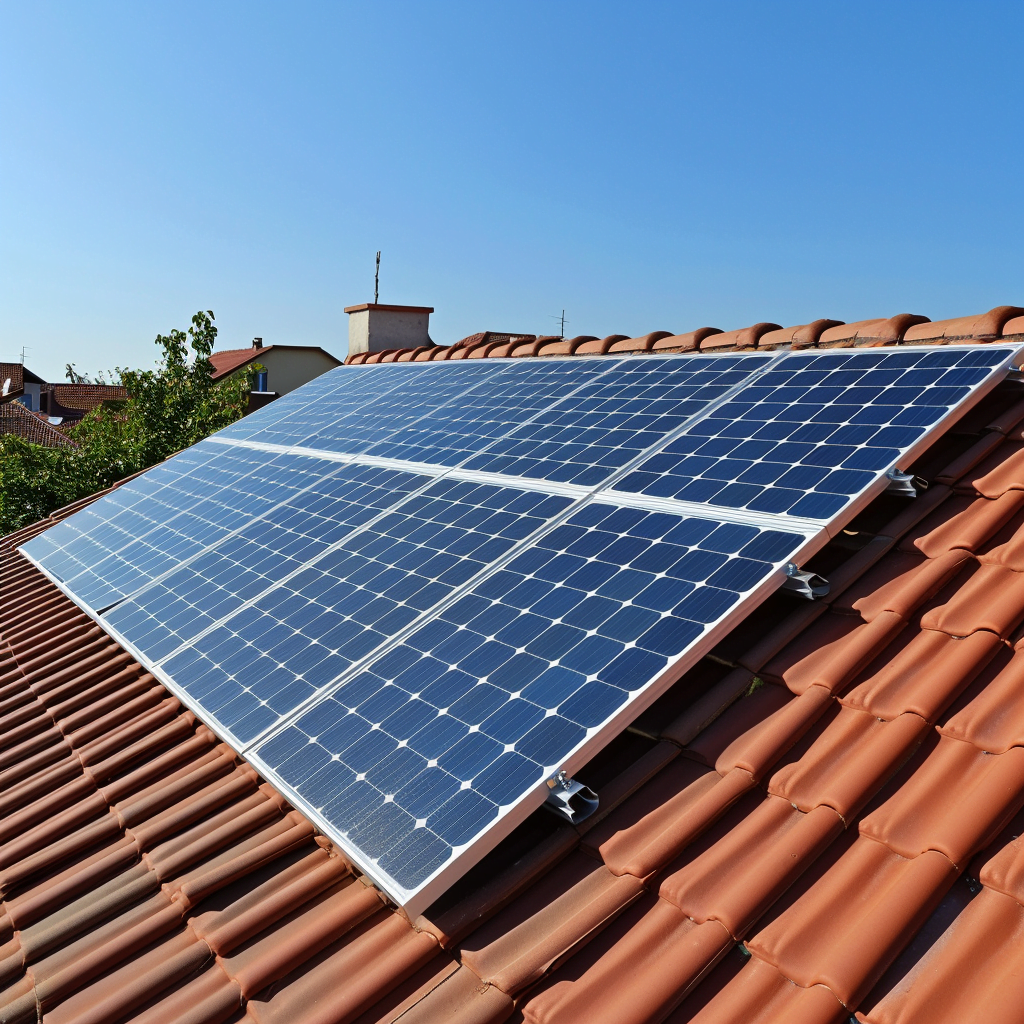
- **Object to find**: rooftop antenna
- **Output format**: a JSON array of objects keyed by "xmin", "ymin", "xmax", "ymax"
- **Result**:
[
  {"xmin": 550, "ymin": 309, "xmax": 568, "ymax": 340},
  {"xmin": 20, "ymin": 345, "xmax": 30, "ymax": 365},
  {"xmin": 374, "ymin": 251, "xmax": 381, "ymax": 304}
]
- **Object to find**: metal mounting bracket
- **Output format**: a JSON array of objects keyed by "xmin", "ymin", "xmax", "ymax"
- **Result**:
[
  {"xmin": 781, "ymin": 563, "xmax": 830, "ymax": 600},
  {"xmin": 885, "ymin": 467, "xmax": 927, "ymax": 497},
  {"xmin": 544, "ymin": 770, "xmax": 599, "ymax": 824}
]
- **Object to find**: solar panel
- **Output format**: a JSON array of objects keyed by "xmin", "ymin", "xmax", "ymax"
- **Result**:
[
  {"xmin": 101, "ymin": 462, "xmax": 428, "ymax": 665},
  {"xmin": 108, "ymin": 477, "xmax": 573, "ymax": 747},
  {"xmin": 19, "ymin": 342, "xmax": 1020, "ymax": 915},
  {"xmin": 218, "ymin": 353, "xmax": 774, "ymax": 486},
  {"xmin": 613, "ymin": 346, "xmax": 1014, "ymax": 523},
  {"xmin": 247, "ymin": 501, "xmax": 806, "ymax": 906},
  {"xmin": 21, "ymin": 443, "xmax": 378, "ymax": 610}
]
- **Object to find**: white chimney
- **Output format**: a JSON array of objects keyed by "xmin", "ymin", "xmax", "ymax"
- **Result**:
[{"xmin": 345, "ymin": 303, "xmax": 434, "ymax": 357}]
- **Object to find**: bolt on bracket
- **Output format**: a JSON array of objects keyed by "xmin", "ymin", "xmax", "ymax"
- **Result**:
[
  {"xmin": 544, "ymin": 770, "xmax": 599, "ymax": 824},
  {"xmin": 886, "ymin": 467, "xmax": 927, "ymax": 497},
  {"xmin": 782, "ymin": 562, "xmax": 830, "ymax": 600}
]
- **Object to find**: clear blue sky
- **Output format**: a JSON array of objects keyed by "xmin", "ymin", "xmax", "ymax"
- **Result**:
[{"xmin": 2, "ymin": 2, "xmax": 1022, "ymax": 381}]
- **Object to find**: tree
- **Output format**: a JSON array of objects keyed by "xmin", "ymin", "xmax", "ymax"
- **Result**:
[{"xmin": 0, "ymin": 311, "xmax": 261, "ymax": 535}]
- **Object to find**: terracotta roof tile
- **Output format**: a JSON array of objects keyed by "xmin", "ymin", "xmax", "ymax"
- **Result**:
[
  {"xmin": 7, "ymin": 317, "xmax": 1024, "ymax": 1022},
  {"xmin": 677, "ymin": 952, "xmax": 847, "ymax": 1024},
  {"xmin": 819, "ymin": 314, "xmax": 932, "ymax": 348},
  {"xmin": 0, "ymin": 364, "xmax": 24, "ymax": 398},
  {"xmin": 0, "ymin": 402, "xmax": 77, "ymax": 447},
  {"xmin": 700, "ymin": 322, "xmax": 782, "ymax": 351},
  {"xmin": 903, "ymin": 305, "xmax": 1024, "ymax": 343},
  {"xmin": 859, "ymin": 882, "xmax": 1024, "ymax": 1024},
  {"xmin": 48, "ymin": 384, "xmax": 128, "ymax": 411},
  {"xmin": 759, "ymin": 319, "xmax": 846, "ymax": 351}
]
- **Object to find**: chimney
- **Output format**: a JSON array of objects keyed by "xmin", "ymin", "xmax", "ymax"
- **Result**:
[
  {"xmin": 252, "ymin": 337, "xmax": 263, "ymax": 349},
  {"xmin": 344, "ymin": 304, "xmax": 434, "ymax": 357}
]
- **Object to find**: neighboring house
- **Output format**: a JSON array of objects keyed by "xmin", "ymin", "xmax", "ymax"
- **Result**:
[
  {"xmin": 1, "ymin": 363, "xmax": 127, "ymax": 441},
  {"xmin": 210, "ymin": 338, "xmax": 343, "ymax": 395},
  {"xmin": 3, "ymin": 303, "xmax": 1024, "ymax": 1024}
]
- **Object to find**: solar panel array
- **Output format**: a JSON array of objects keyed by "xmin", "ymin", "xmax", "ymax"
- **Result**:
[{"xmin": 20, "ymin": 343, "xmax": 1018, "ymax": 912}]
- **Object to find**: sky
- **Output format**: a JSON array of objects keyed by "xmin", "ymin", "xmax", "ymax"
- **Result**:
[{"xmin": 2, "ymin": 2, "xmax": 1022, "ymax": 381}]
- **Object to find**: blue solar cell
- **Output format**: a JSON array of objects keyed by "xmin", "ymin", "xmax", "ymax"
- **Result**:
[
  {"xmin": 615, "ymin": 347, "xmax": 1017, "ymax": 519},
  {"xmin": 251, "ymin": 501, "xmax": 805, "ymax": 893}
]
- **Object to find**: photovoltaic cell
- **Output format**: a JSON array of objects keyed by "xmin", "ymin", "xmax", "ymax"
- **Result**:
[
  {"xmin": 250, "ymin": 501, "xmax": 804, "ymax": 896},
  {"xmin": 615, "ymin": 347, "xmax": 1014, "ymax": 520},
  {"xmin": 148, "ymin": 478, "xmax": 572, "ymax": 746}
]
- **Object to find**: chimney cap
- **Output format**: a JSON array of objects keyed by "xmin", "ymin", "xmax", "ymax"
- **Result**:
[
  {"xmin": 344, "ymin": 303, "xmax": 434, "ymax": 314},
  {"xmin": 252, "ymin": 337, "xmax": 263, "ymax": 349}
]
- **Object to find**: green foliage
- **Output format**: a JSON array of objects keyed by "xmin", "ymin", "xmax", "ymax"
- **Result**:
[{"xmin": 0, "ymin": 311, "xmax": 260, "ymax": 535}]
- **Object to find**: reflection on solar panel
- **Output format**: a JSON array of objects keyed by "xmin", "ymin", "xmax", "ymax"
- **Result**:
[
  {"xmin": 19, "ymin": 343, "xmax": 1020, "ymax": 913},
  {"xmin": 614, "ymin": 347, "xmax": 1013, "ymax": 521},
  {"xmin": 249, "ymin": 503, "xmax": 804, "ymax": 902}
]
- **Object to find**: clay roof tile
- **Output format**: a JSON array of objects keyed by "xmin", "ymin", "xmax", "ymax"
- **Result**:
[{"xmin": 700, "ymin": 323, "xmax": 782, "ymax": 351}]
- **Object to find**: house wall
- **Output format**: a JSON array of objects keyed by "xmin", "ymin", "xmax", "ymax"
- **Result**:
[
  {"xmin": 21, "ymin": 383, "xmax": 41, "ymax": 411},
  {"xmin": 259, "ymin": 349, "xmax": 341, "ymax": 395}
]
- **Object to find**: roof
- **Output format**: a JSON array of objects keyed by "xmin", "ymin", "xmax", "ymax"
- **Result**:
[
  {"xmin": 345, "ymin": 304, "xmax": 1024, "ymax": 364},
  {"xmin": 0, "ymin": 364, "xmax": 47, "ymax": 389},
  {"xmin": 0, "ymin": 364, "xmax": 25, "ymax": 400},
  {"xmin": 209, "ymin": 346, "xmax": 343, "ymax": 381},
  {"xmin": 0, "ymin": 401, "xmax": 77, "ymax": 447},
  {"xmin": 47, "ymin": 384, "xmax": 128, "ymax": 413},
  {"xmin": 343, "ymin": 304, "xmax": 435, "ymax": 314},
  {"xmin": 3, "ymin": 306, "xmax": 1024, "ymax": 1023}
]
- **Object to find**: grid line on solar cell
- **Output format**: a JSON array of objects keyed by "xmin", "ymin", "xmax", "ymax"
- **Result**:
[
  {"xmin": 102, "ymin": 463, "xmax": 429, "ymax": 664},
  {"xmin": 146, "ymin": 478, "xmax": 573, "ymax": 747},
  {"xmin": 614, "ymin": 346, "xmax": 1017, "ymax": 521},
  {"xmin": 251, "ymin": 500, "xmax": 806, "ymax": 898}
]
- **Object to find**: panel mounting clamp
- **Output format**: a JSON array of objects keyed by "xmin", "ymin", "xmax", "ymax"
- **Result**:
[
  {"xmin": 782, "ymin": 562, "xmax": 830, "ymax": 600},
  {"xmin": 544, "ymin": 770, "xmax": 599, "ymax": 824},
  {"xmin": 885, "ymin": 467, "xmax": 927, "ymax": 497}
]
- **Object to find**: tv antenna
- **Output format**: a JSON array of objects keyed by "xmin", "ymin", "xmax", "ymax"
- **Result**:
[
  {"xmin": 374, "ymin": 251, "xmax": 381, "ymax": 304},
  {"xmin": 20, "ymin": 345, "xmax": 30, "ymax": 365},
  {"xmin": 550, "ymin": 309, "xmax": 568, "ymax": 339}
]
